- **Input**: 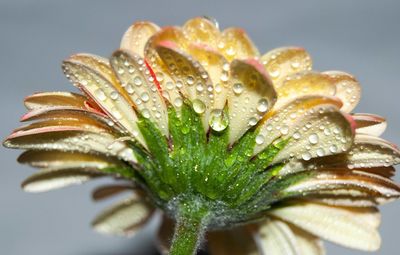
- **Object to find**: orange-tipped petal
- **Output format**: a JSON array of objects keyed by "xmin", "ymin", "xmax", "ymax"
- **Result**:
[{"xmin": 353, "ymin": 113, "xmax": 387, "ymax": 136}]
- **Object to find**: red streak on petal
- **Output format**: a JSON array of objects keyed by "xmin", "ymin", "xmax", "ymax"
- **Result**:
[{"xmin": 145, "ymin": 60, "xmax": 162, "ymax": 92}]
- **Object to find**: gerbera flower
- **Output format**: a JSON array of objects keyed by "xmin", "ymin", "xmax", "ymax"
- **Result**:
[{"xmin": 4, "ymin": 17, "xmax": 400, "ymax": 255}]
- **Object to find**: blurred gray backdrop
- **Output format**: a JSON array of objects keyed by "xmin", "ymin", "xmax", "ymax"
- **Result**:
[{"xmin": 1, "ymin": 0, "xmax": 399, "ymax": 254}]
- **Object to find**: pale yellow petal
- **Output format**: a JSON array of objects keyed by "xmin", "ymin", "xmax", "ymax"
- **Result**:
[
  {"xmin": 218, "ymin": 28, "xmax": 259, "ymax": 61},
  {"xmin": 228, "ymin": 59, "xmax": 277, "ymax": 143},
  {"xmin": 269, "ymin": 202, "xmax": 381, "ymax": 251},
  {"xmin": 111, "ymin": 49, "xmax": 168, "ymax": 135},
  {"xmin": 324, "ymin": 71, "xmax": 361, "ymax": 112},
  {"xmin": 120, "ymin": 21, "xmax": 160, "ymax": 56},
  {"xmin": 261, "ymin": 47, "xmax": 312, "ymax": 88},
  {"xmin": 92, "ymin": 196, "xmax": 154, "ymax": 237}
]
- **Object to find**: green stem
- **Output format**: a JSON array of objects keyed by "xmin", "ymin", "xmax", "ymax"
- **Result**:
[{"xmin": 169, "ymin": 206, "xmax": 208, "ymax": 255}]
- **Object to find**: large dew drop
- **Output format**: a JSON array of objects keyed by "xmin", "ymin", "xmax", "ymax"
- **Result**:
[
  {"xmin": 209, "ymin": 109, "xmax": 229, "ymax": 132},
  {"xmin": 192, "ymin": 99, "xmax": 206, "ymax": 114}
]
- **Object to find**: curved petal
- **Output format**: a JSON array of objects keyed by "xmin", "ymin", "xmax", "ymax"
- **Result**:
[
  {"xmin": 183, "ymin": 17, "xmax": 220, "ymax": 48},
  {"xmin": 22, "ymin": 168, "xmax": 104, "ymax": 192},
  {"xmin": 261, "ymin": 47, "xmax": 312, "ymax": 88},
  {"xmin": 268, "ymin": 202, "xmax": 381, "ymax": 251},
  {"xmin": 271, "ymin": 106, "xmax": 354, "ymax": 164},
  {"xmin": 187, "ymin": 44, "xmax": 230, "ymax": 109},
  {"xmin": 92, "ymin": 195, "xmax": 154, "ymax": 237},
  {"xmin": 254, "ymin": 95, "xmax": 343, "ymax": 155},
  {"xmin": 353, "ymin": 113, "xmax": 387, "ymax": 136},
  {"xmin": 24, "ymin": 92, "xmax": 86, "ymax": 110},
  {"xmin": 228, "ymin": 59, "xmax": 277, "ymax": 143},
  {"xmin": 324, "ymin": 71, "xmax": 361, "ymax": 112},
  {"xmin": 218, "ymin": 28, "xmax": 259, "ymax": 61},
  {"xmin": 3, "ymin": 129, "xmax": 137, "ymax": 163},
  {"xmin": 254, "ymin": 218, "xmax": 299, "ymax": 255},
  {"xmin": 92, "ymin": 184, "xmax": 134, "ymax": 201},
  {"xmin": 283, "ymin": 170, "xmax": 400, "ymax": 204},
  {"xmin": 275, "ymin": 72, "xmax": 336, "ymax": 108},
  {"xmin": 111, "ymin": 49, "xmax": 168, "ymax": 135},
  {"xmin": 120, "ymin": 21, "xmax": 160, "ymax": 56},
  {"xmin": 18, "ymin": 150, "xmax": 122, "ymax": 169},
  {"xmin": 62, "ymin": 56, "xmax": 145, "ymax": 146},
  {"xmin": 155, "ymin": 42, "xmax": 214, "ymax": 129}
]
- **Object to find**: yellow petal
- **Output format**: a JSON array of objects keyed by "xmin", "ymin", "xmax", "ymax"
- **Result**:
[
  {"xmin": 183, "ymin": 17, "xmax": 220, "ymax": 48},
  {"xmin": 155, "ymin": 42, "xmax": 214, "ymax": 130},
  {"xmin": 24, "ymin": 92, "xmax": 86, "ymax": 110},
  {"xmin": 120, "ymin": 21, "xmax": 160, "ymax": 56},
  {"xmin": 291, "ymin": 225, "xmax": 325, "ymax": 255},
  {"xmin": 22, "ymin": 168, "xmax": 103, "ymax": 192},
  {"xmin": 268, "ymin": 202, "xmax": 381, "ymax": 251},
  {"xmin": 261, "ymin": 47, "xmax": 312, "ymax": 88},
  {"xmin": 218, "ymin": 28, "xmax": 259, "ymax": 61},
  {"xmin": 272, "ymin": 105, "xmax": 354, "ymax": 164},
  {"xmin": 62, "ymin": 57, "xmax": 145, "ymax": 146},
  {"xmin": 111, "ymin": 49, "xmax": 168, "ymax": 135},
  {"xmin": 324, "ymin": 71, "xmax": 361, "ymax": 112},
  {"xmin": 92, "ymin": 195, "xmax": 154, "ymax": 237},
  {"xmin": 228, "ymin": 59, "xmax": 277, "ymax": 143},
  {"xmin": 275, "ymin": 72, "xmax": 336, "ymax": 108},
  {"xmin": 187, "ymin": 44, "xmax": 230, "ymax": 109},
  {"xmin": 254, "ymin": 96, "xmax": 343, "ymax": 155}
]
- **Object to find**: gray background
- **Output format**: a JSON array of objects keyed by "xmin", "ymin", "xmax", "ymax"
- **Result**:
[{"xmin": 1, "ymin": 0, "xmax": 399, "ymax": 254}]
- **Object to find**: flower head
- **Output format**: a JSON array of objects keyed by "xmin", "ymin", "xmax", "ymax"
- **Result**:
[{"xmin": 4, "ymin": 17, "xmax": 400, "ymax": 255}]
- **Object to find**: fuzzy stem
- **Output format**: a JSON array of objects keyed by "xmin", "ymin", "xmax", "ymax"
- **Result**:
[{"xmin": 169, "ymin": 206, "xmax": 207, "ymax": 255}]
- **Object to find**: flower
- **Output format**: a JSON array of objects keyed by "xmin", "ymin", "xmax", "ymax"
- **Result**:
[{"xmin": 4, "ymin": 16, "xmax": 400, "ymax": 255}]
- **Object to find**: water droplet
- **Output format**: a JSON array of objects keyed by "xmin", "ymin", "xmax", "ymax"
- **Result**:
[
  {"xmin": 141, "ymin": 92, "xmax": 149, "ymax": 102},
  {"xmin": 233, "ymin": 83, "xmax": 244, "ymax": 95},
  {"xmin": 125, "ymin": 84, "xmax": 134, "ymax": 94},
  {"xmin": 316, "ymin": 148, "xmax": 325, "ymax": 157},
  {"xmin": 209, "ymin": 109, "xmax": 228, "ymax": 132},
  {"xmin": 308, "ymin": 133, "xmax": 319, "ymax": 145},
  {"xmin": 134, "ymin": 76, "xmax": 142, "ymax": 86},
  {"xmin": 220, "ymin": 72, "xmax": 229, "ymax": 82},
  {"xmin": 255, "ymin": 134, "xmax": 265, "ymax": 145},
  {"xmin": 186, "ymin": 75, "xmax": 195, "ymax": 85},
  {"xmin": 248, "ymin": 117, "xmax": 258, "ymax": 126},
  {"xmin": 280, "ymin": 125, "xmax": 289, "ymax": 135},
  {"xmin": 302, "ymin": 152, "xmax": 312, "ymax": 161},
  {"xmin": 142, "ymin": 109, "xmax": 151, "ymax": 118},
  {"xmin": 257, "ymin": 99, "xmax": 269, "ymax": 113},
  {"xmin": 192, "ymin": 99, "xmax": 206, "ymax": 114},
  {"xmin": 95, "ymin": 89, "xmax": 106, "ymax": 101},
  {"xmin": 329, "ymin": 144, "xmax": 338, "ymax": 153},
  {"xmin": 174, "ymin": 97, "xmax": 183, "ymax": 107},
  {"xmin": 268, "ymin": 64, "xmax": 280, "ymax": 78},
  {"xmin": 110, "ymin": 91, "xmax": 119, "ymax": 100},
  {"xmin": 293, "ymin": 132, "xmax": 301, "ymax": 140},
  {"xmin": 166, "ymin": 81, "xmax": 174, "ymax": 90}
]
